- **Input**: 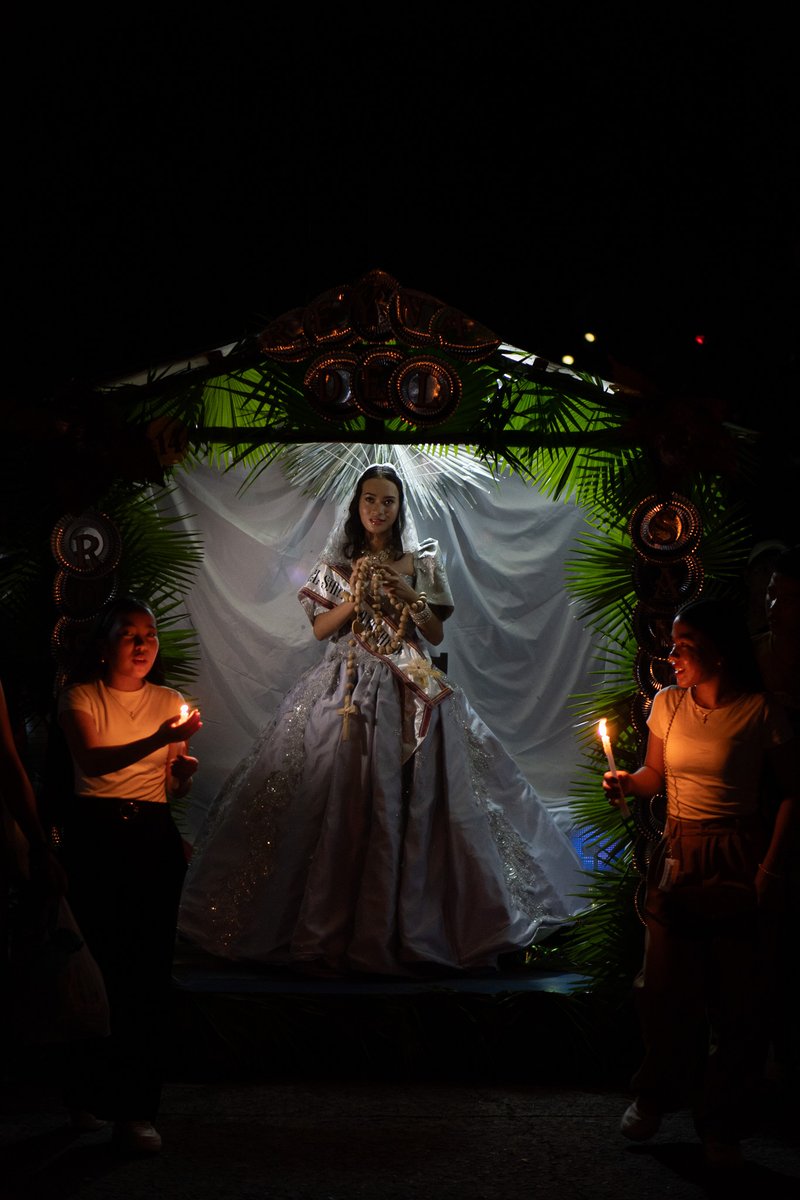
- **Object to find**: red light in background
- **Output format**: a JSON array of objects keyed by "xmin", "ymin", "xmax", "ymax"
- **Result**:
[{"xmin": 694, "ymin": 334, "xmax": 705, "ymax": 345}]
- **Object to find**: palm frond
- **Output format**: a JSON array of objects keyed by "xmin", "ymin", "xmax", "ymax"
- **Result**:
[
  {"xmin": 276, "ymin": 443, "xmax": 497, "ymax": 516},
  {"xmin": 557, "ymin": 859, "xmax": 645, "ymax": 997},
  {"xmin": 90, "ymin": 484, "xmax": 203, "ymax": 626}
]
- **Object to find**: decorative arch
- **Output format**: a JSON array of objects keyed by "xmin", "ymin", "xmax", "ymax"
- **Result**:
[{"xmin": 1, "ymin": 269, "xmax": 766, "ymax": 995}]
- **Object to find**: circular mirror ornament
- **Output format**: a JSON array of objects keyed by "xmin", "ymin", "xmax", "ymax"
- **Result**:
[
  {"xmin": 629, "ymin": 493, "xmax": 702, "ymax": 563},
  {"xmin": 632, "ymin": 604, "xmax": 674, "ymax": 657},
  {"xmin": 631, "ymin": 793, "xmax": 668, "ymax": 894},
  {"xmin": 390, "ymin": 357, "xmax": 461, "ymax": 427},
  {"xmin": 257, "ymin": 308, "xmax": 311, "ymax": 362},
  {"xmin": 632, "ymin": 555, "xmax": 704, "ymax": 614},
  {"xmin": 303, "ymin": 286, "xmax": 355, "ymax": 347},
  {"xmin": 634, "ymin": 649, "xmax": 675, "ymax": 697},
  {"xmin": 304, "ymin": 353, "xmax": 360, "ymax": 422},
  {"xmin": 53, "ymin": 570, "xmax": 118, "ymax": 619},
  {"xmin": 431, "ymin": 306, "xmax": 500, "ymax": 361},
  {"xmin": 630, "ymin": 691, "xmax": 653, "ymax": 741},
  {"xmin": 51, "ymin": 614, "xmax": 97, "ymax": 682},
  {"xmin": 389, "ymin": 287, "xmax": 444, "ymax": 346},
  {"xmin": 650, "ymin": 656, "xmax": 676, "ymax": 688},
  {"xmin": 351, "ymin": 270, "xmax": 400, "ymax": 341},
  {"xmin": 51, "ymin": 511, "xmax": 122, "ymax": 578},
  {"xmin": 354, "ymin": 349, "xmax": 405, "ymax": 419}
]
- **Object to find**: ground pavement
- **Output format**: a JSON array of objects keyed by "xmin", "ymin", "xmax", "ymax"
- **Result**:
[
  {"xmin": 2, "ymin": 943, "xmax": 798, "ymax": 1199},
  {"xmin": 3, "ymin": 1071, "xmax": 799, "ymax": 1199}
]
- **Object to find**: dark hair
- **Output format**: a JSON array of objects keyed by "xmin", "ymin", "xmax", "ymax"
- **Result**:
[
  {"xmin": 770, "ymin": 544, "xmax": 800, "ymax": 582},
  {"xmin": 68, "ymin": 594, "xmax": 166, "ymax": 686},
  {"xmin": 342, "ymin": 465, "xmax": 407, "ymax": 561},
  {"xmin": 674, "ymin": 596, "xmax": 763, "ymax": 692}
]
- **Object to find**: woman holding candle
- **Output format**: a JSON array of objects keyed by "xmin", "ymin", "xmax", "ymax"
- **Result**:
[
  {"xmin": 602, "ymin": 596, "xmax": 797, "ymax": 1170},
  {"xmin": 180, "ymin": 463, "xmax": 584, "ymax": 976},
  {"xmin": 56, "ymin": 595, "xmax": 201, "ymax": 1154}
]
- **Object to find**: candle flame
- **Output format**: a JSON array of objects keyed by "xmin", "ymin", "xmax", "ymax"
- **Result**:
[
  {"xmin": 598, "ymin": 718, "xmax": 607, "ymax": 739},
  {"xmin": 180, "ymin": 703, "xmax": 189, "ymax": 722}
]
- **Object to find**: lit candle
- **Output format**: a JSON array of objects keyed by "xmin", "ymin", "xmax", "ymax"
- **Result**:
[
  {"xmin": 598, "ymin": 719, "xmax": 630, "ymax": 818},
  {"xmin": 179, "ymin": 703, "xmax": 189, "ymax": 723}
]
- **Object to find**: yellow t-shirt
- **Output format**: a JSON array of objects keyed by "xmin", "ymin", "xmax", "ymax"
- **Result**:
[
  {"xmin": 58, "ymin": 680, "xmax": 185, "ymax": 803},
  {"xmin": 648, "ymin": 685, "xmax": 793, "ymax": 820}
]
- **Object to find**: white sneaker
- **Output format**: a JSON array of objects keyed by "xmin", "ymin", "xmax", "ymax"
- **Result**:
[
  {"xmin": 620, "ymin": 1097, "xmax": 662, "ymax": 1141},
  {"xmin": 113, "ymin": 1120, "xmax": 162, "ymax": 1154}
]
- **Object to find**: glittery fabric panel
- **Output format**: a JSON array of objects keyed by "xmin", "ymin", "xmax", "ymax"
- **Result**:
[
  {"xmin": 182, "ymin": 643, "xmax": 402, "ymax": 954},
  {"xmin": 179, "ymin": 631, "xmax": 585, "ymax": 968},
  {"xmin": 183, "ymin": 658, "xmax": 337, "ymax": 951},
  {"xmin": 437, "ymin": 685, "xmax": 550, "ymax": 930}
]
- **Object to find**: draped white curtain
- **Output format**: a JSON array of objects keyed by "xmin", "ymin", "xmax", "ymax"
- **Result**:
[{"xmin": 163, "ymin": 458, "xmax": 597, "ymax": 843}]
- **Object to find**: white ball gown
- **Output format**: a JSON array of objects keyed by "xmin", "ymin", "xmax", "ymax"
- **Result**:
[{"xmin": 178, "ymin": 539, "xmax": 586, "ymax": 976}]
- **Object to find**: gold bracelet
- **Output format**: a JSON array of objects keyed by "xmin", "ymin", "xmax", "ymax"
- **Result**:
[
  {"xmin": 758, "ymin": 862, "xmax": 783, "ymax": 880},
  {"xmin": 411, "ymin": 603, "xmax": 433, "ymax": 626}
]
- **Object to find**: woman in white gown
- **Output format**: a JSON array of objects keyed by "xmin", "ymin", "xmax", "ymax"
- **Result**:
[{"xmin": 179, "ymin": 463, "xmax": 585, "ymax": 976}]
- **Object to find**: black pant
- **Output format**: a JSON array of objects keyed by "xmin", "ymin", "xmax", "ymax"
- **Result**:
[
  {"xmin": 60, "ymin": 796, "xmax": 187, "ymax": 1121},
  {"xmin": 632, "ymin": 816, "xmax": 770, "ymax": 1142}
]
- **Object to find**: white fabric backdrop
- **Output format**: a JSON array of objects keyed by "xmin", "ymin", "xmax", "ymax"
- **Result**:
[{"xmin": 163, "ymin": 459, "xmax": 597, "ymax": 844}]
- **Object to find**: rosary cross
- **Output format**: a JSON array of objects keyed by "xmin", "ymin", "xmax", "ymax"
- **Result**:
[{"xmin": 338, "ymin": 698, "xmax": 359, "ymax": 740}]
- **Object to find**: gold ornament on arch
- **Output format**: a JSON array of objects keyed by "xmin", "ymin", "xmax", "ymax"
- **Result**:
[{"xmin": 260, "ymin": 269, "xmax": 497, "ymax": 428}]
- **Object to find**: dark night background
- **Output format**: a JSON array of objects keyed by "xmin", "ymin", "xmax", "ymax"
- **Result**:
[
  {"xmin": 3, "ymin": 24, "xmax": 800, "ymax": 1185},
  {"xmin": 6, "ymin": 9, "xmax": 798, "ymax": 443}
]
